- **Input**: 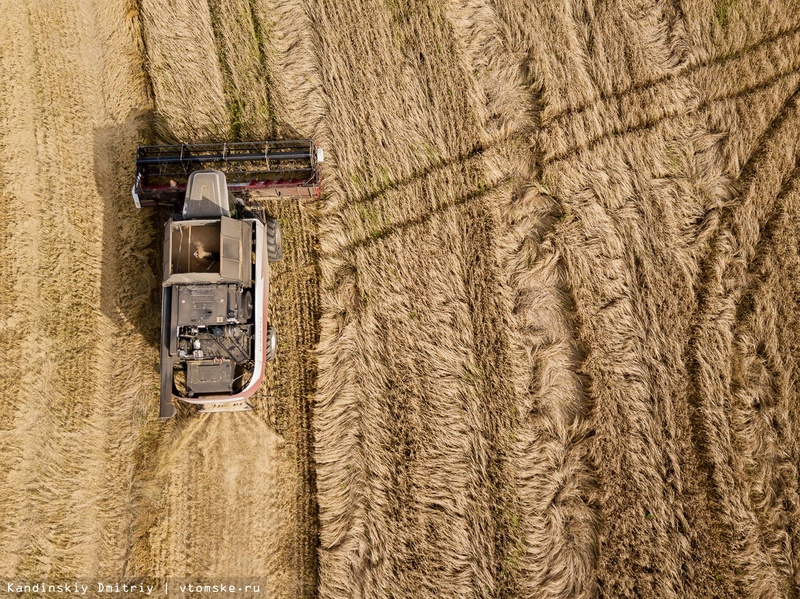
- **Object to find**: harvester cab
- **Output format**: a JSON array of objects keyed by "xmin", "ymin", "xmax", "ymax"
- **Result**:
[{"xmin": 132, "ymin": 140, "xmax": 322, "ymax": 419}]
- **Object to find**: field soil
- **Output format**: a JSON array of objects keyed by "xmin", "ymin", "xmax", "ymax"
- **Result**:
[{"xmin": 1, "ymin": 0, "xmax": 799, "ymax": 598}]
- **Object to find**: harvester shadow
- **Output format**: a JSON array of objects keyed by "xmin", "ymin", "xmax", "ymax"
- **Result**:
[
  {"xmin": 94, "ymin": 108, "xmax": 164, "ymax": 350},
  {"xmin": 94, "ymin": 111, "xmax": 206, "ymax": 434}
]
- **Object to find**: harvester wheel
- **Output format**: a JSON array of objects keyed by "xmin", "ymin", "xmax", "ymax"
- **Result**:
[
  {"xmin": 266, "ymin": 325, "xmax": 277, "ymax": 361},
  {"xmin": 266, "ymin": 217, "xmax": 282, "ymax": 262}
]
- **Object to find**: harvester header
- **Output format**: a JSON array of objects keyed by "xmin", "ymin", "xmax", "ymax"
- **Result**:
[{"xmin": 132, "ymin": 139, "xmax": 322, "ymax": 208}]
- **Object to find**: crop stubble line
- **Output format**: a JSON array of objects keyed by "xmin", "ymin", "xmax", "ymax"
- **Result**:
[
  {"xmin": 113, "ymin": 0, "xmax": 164, "ymax": 574},
  {"xmin": 0, "ymin": 0, "xmax": 44, "ymax": 467},
  {"xmin": 733, "ymin": 82, "xmax": 800, "ymax": 186},
  {"xmin": 257, "ymin": 1, "xmax": 325, "ymax": 588},
  {"xmin": 208, "ymin": 0, "xmax": 323, "ymax": 591},
  {"xmin": 346, "ymin": 134, "xmax": 512, "ymax": 206},
  {"xmin": 243, "ymin": 0, "xmax": 324, "ymax": 592},
  {"xmin": 263, "ymin": 198, "xmax": 321, "ymax": 597},
  {"xmin": 28, "ymin": 2, "xmax": 102, "ymax": 425}
]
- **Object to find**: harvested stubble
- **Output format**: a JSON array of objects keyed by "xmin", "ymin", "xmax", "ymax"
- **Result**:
[
  {"xmin": 0, "ymin": 0, "xmax": 157, "ymax": 579},
  {"xmin": 138, "ymin": 0, "xmax": 229, "ymax": 140},
  {"xmin": 130, "ymin": 413, "xmax": 299, "ymax": 593}
]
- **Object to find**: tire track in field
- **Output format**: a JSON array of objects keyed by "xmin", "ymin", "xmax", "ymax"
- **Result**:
[
  {"xmin": 544, "ymin": 22, "xmax": 800, "ymax": 124},
  {"xmin": 318, "ymin": 124, "xmax": 529, "ymax": 258},
  {"xmin": 687, "ymin": 79, "xmax": 800, "ymax": 597},
  {"xmin": 536, "ymin": 19, "xmax": 800, "ymax": 161},
  {"xmin": 348, "ymin": 140, "xmax": 494, "ymax": 206},
  {"xmin": 540, "ymin": 46, "xmax": 800, "ymax": 164},
  {"xmin": 0, "ymin": 0, "xmax": 42, "ymax": 451},
  {"xmin": 733, "ymin": 83, "xmax": 800, "ymax": 182},
  {"xmin": 325, "ymin": 55, "xmax": 793, "ymax": 262},
  {"xmin": 320, "ymin": 172, "xmax": 511, "ymax": 258},
  {"xmin": 726, "ymin": 166, "xmax": 800, "ymax": 597}
]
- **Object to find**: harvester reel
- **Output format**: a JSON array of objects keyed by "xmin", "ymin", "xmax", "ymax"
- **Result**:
[{"xmin": 132, "ymin": 139, "xmax": 322, "ymax": 209}]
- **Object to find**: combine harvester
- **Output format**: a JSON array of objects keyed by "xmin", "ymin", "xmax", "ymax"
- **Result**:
[{"xmin": 132, "ymin": 140, "xmax": 323, "ymax": 419}]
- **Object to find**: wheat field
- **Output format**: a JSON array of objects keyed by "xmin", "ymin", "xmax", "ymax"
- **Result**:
[{"xmin": 0, "ymin": 0, "xmax": 799, "ymax": 597}]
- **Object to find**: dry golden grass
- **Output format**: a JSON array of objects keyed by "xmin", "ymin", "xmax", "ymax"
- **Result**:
[
  {"xmin": 690, "ymin": 81, "xmax": 800, "ymax": 598},
  {"xmin": 726, "ymin": 181, "xmax": 800, "ymax": 596},
  {"xmin": 310, "ymin": 0, "xmax": 800, "ymax": 596},
  {"xmin": 1, "ymin": 0, "xmax": 800, "ymax": 597},
  {"xmin": 139, "ymin": 0, "xmax": 229, "ymax": 140},
  {"xmin": 0, "ymin": 0, "xmax": 156, "ymax": 579},
  {"xmin": 302, "ymin": 2, "xmax": 536, "ymax": 597}
]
